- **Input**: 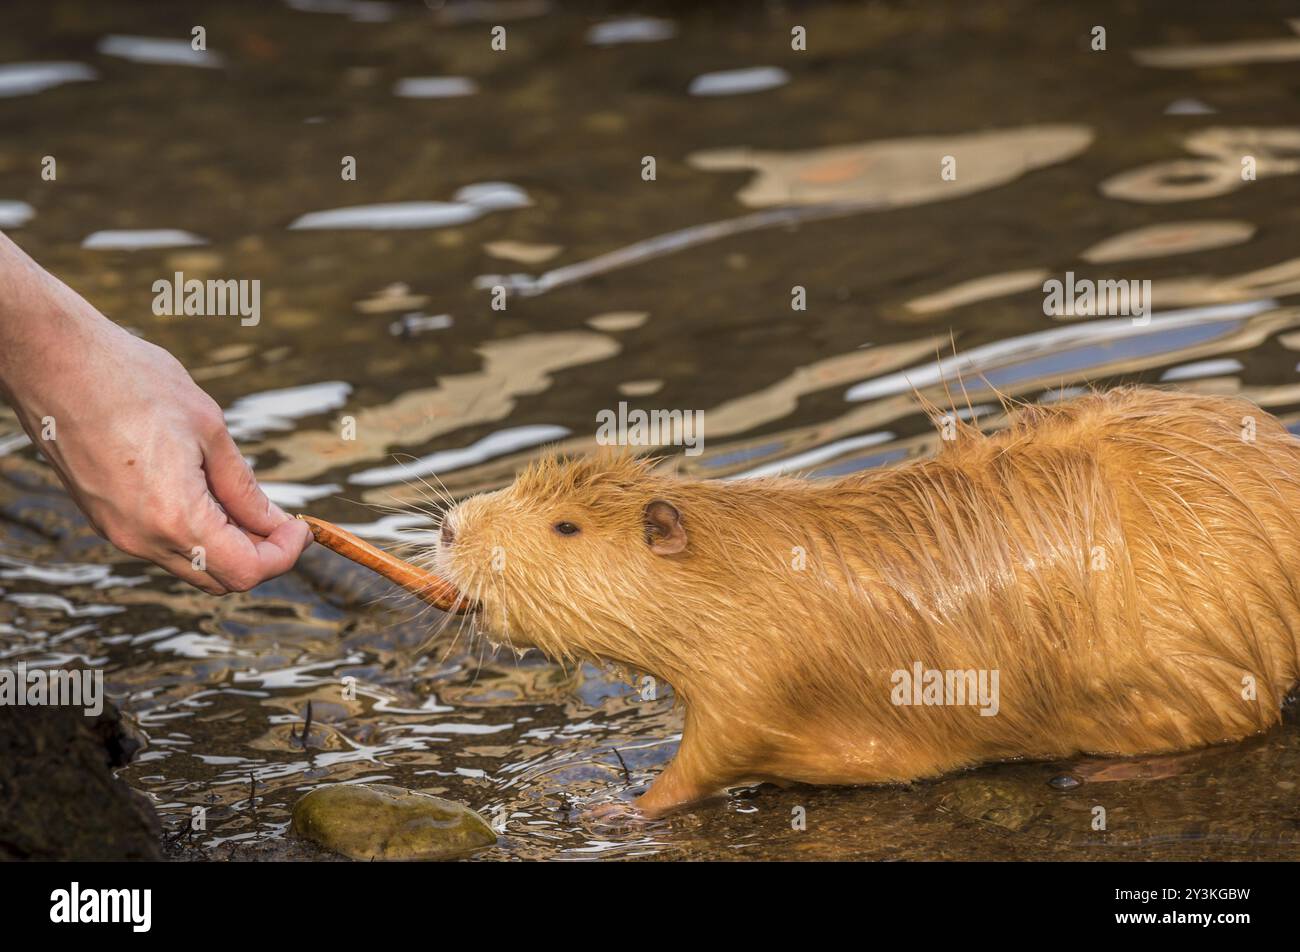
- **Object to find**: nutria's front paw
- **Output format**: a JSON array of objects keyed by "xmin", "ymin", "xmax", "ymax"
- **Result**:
[{"xmin": 581, "ymin": 798, "xmax": 652, "ymax": 831}]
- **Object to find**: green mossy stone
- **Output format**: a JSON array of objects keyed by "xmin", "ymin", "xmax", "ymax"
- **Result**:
[
  {"xmin": 939, "ymin": 777, "xmax": 1038, "ymax": 833},
  {"xmin": 291, "ymin": 783, "xmax": 496, "ymax": 861}
]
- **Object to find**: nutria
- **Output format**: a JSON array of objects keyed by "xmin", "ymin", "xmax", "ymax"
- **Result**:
[{"xmin": 428, "ymin": 387, "xmax": 1300, "ymax": 815}]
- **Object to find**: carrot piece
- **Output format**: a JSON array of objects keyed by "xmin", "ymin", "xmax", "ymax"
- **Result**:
[{"xmin": 296, "ymin": 515, "xmax": 475, "ymax": 615}]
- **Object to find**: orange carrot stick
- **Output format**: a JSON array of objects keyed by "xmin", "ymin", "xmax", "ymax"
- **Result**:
[{"xmin": 296, "ymin": 515, "xmax": 476, "ymax": 615}]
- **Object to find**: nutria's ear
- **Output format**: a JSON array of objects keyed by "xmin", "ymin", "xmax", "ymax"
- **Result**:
[{"xmin": 643, "ymin": 499, "xmax": 686, "ymax": 555}]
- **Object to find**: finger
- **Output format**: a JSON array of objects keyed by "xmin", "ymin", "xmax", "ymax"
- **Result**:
[
  {"xmin": 200, "ymin": 517, "xmax": 312, "ymax": 592},
  {"xmin": 201, "ymin": 429, "xmax": 290, "ymax": 536},
  {"xmin": 254, "ymin": 517, "xmax": 314, "ymax": 574},
  {"xmin": 154, "ymin": 550, "xmax": 229, "ymax": 596}
]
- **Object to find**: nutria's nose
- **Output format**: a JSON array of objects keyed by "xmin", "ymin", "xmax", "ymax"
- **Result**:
[{"xmin": 440, "ymin": 521, "xmax": 455, "ymax": 547}]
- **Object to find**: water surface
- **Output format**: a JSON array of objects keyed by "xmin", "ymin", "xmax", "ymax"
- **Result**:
[{"xmin": 3, "ymin": 0, "xmax": 1300, "ymax": 860}]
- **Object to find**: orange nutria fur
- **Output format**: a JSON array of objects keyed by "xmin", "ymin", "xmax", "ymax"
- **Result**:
[{"xmin": 429, "ymin": 387, "xmax": 1300, "ymax": 815}]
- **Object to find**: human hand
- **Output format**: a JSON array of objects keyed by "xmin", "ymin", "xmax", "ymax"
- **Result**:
[{"xmin": 0, "ymin": 254, "xmax": 311, "ymax": 594}]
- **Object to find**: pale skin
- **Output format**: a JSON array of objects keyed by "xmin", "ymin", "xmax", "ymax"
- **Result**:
[{"xmin": 0, "ymin": 231, "xmax": 311, "ymax": 593}]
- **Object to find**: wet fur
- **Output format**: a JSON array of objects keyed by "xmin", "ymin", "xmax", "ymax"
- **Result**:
[{"xmin": 430, "ymin": 388, "xmax": 1300, "ymax": 813}]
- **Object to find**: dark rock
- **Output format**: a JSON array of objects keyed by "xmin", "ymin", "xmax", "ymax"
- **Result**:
[{"xmin": 0, "ymin": 696, "xmax": 161, "ymax": 860}]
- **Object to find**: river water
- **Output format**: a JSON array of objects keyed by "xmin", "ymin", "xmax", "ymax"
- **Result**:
[{"xmin": 3, "ymin": 0, "xmax": 1300, "ymax": 859}]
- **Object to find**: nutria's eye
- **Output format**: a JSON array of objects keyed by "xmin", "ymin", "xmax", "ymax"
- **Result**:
[{"xmin": 553, "ymin": 521, "xmax": 581, "ymax": 536}]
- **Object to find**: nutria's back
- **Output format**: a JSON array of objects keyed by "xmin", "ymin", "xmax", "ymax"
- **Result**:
[{"xmin": 719, "ymin": 388, "xmax": 1300, "ymax": 779}]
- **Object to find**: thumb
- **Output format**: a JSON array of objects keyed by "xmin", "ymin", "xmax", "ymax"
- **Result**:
[{"xmin": 202, "ymin": 428, "xmax": 290, "ymax": 537}]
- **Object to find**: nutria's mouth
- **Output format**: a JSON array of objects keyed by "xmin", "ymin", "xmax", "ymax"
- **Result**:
[{"xmin": 296, "ymin": 515, "xmax": 479, "ymax": 615}]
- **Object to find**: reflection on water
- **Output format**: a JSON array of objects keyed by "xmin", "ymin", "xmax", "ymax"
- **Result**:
[
  {"xmin": 689, "ymin": 124, "xmax": 1093, "ymax": 207},
  {"xmin": 0, "ymin": 200, "xmax": 34, "ymax": 227},
  {"xmin": 0, "ymin": 61, "xmax": 95, "ymax": 97},
  {"xmin": 393, "ymin": 76, "xmax": 478, "ymax": 99},
  {"xmin": 82, "ymin": 229, "xmax": 207, "ymax": 250},
  {"xmin": 688, "ymin": 66, "xmax": 790, "ymax": 97},
  {"xmin": 3, "ymin": 0, "xmax": 1300, "ymax": 859},
  {"xmin": 586, "ymin": 16, "xmax": 675, "ymax": 47},
  {"xmin": 1080, "ymin": 220, "xmax": 1255, "ymax": 264},
  {"xmin": 96, "ymin": 35, "xmax": 223, "ymax": 69},
  {"xmin": 288, "ymin": 183, "xmax": 531, "ymax": 231},
  {"xmin": 1133, "ymin": 18, "xmax": 1300, "ymax": 68}
]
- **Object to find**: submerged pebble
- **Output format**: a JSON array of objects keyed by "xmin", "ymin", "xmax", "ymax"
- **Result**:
[
  {"xmin": 291, "ymin": 783, "xmax": 496, "ymax": 861},
  {"xmin": 940, "ymin": 778, "xmax": 1039, "ymax": 831}
]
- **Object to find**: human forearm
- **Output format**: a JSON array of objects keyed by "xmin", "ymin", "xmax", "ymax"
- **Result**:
[{"xmin": 0, "ymin": 231, "xmax": 126, "ymax": 402}]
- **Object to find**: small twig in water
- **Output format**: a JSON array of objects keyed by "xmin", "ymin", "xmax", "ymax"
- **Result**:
[
  {"xmin": 291, "ymin": 700, "xmax": 314, "ymax": 751},
  {"xmin": 610, "ymin": 747, "xmax": 631, "ymax": 783}
]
